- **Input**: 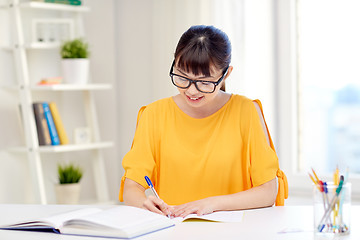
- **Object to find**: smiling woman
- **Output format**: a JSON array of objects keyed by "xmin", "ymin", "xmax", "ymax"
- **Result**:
[
  {"xmin": 167, "ymin": 26, "xmax": 233, "ymax": 119},
  {"xmin": 119, "ymin": 25, "xmax": 288, "ymax": 217}
]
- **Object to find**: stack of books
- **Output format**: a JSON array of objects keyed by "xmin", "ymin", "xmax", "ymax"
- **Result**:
[{"xmin": 33, "ymin": 102, "xmax": 69, "ymax": 146}]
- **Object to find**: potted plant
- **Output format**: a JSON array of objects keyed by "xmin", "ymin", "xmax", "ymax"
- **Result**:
[
  {"xmin": 60, "ymin": 38, "xmax": 90, "ymax": 84},
  {"xmin": 55, "ymin": 163, "xmax": 83, "ymax": 204}
]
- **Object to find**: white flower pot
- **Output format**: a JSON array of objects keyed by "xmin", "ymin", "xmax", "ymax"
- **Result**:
[
  {"xmin": 55, "ymin": 183, "xmax": 81, "ymax": 204},
  {"xmin": 61, "ymin": 59, "xmax": 89, "ymax": 84}
]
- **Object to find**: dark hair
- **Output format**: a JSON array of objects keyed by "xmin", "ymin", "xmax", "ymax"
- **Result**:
[{"xmin": 174, "ymin": 25, "xmax": 231, "ymax": 91}]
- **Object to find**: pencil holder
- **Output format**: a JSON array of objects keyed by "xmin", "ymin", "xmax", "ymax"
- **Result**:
[{"xmin": 313, "ymin": 182, "xmax": 351, "ymax": 236}]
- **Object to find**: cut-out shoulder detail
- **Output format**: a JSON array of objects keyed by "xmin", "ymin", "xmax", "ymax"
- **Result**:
[
  {"xmin": 251, "ymin": 100, "xmax": 289, "ymax": 206},
  {"xmin": 252, "ymin": 101, "xmax": 271, "ymax": 146}
]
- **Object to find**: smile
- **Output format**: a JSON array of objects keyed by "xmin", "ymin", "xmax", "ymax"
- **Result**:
[{"xmin": 186, "ymin": 95, "xmax": 204, "ymax": 102}]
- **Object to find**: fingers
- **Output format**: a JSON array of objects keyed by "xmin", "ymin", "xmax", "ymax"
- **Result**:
[
  {"xmin": 197, "ymin": 207, "xmax": 213, "ymax": 216},
  {"xmin": 173, "ymin": 206, "xmax": 213, "ymax": 217},
  {"xmin": 172, "ymin": 204, "xmax": 197, "ymax": 218},
  {"xmin": 143, "ymin": 195, "xmax": 172, "ymax": 216},
  {"xmin": 172, "ymin": 199, "xmax": 215, "ymax": 217},
  {"xmin": 142, "ymin": 196, "xmax": 215, "ymax": 218}
]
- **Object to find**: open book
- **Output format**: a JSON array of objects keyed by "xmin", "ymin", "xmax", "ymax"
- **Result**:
[{"xmin": 0, "ymin": 206, "xmax": 174, "ymax": 239}]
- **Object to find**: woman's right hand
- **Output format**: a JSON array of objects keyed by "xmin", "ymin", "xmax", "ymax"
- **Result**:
[
  {"xmin": 142, "ymin": 195, "xmax": 172, "ymax": 216},
  {"xmin": 123, "ymin": 178, "xmax": 172, "ymax": 216}
]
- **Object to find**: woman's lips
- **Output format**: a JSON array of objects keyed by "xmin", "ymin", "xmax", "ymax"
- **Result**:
[{"xmin": 186, "ymin": 95, "xmax": 204, "ymax": 102}]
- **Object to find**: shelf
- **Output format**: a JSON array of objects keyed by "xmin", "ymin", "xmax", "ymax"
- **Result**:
[
  {"xmin": 19, "ymin": 2, "xmax": 90, "ymax": 12},
  {"xmin": 26, "ymin": 42, "xmax": 61, "ymax": 49},
  {"xmin": 40, "ymin": 142, "xmax": 113, "ymax": 152},
  {"xmin": 9, "ymin": 141, "xmax": 114, "ymax": 153},
  {"xmin": 3, "ymin": 84, "xmax": 112, "ymax": 91},
  {"xmin": 31, "ymin": 83, "xmax": 112, "ymax": 91},
  {"xmin": 1, "ymin": 43, "xmax": 59, "ymax": 50}
]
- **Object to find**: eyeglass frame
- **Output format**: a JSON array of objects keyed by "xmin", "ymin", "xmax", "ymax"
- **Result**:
[{"xmin": 169, "ymin": 60, "xmax": 229, "ymax": 93}]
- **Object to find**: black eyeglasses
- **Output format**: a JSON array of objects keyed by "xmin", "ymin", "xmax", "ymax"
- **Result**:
[{"xmin": 169, "ymin": 60, "xmax": 229, "ymax": 93}]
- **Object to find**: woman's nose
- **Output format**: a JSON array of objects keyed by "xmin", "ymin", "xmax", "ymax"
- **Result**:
[{"xmin": 186, "ymin": 82, "xmax": 199, "ymax": 94}]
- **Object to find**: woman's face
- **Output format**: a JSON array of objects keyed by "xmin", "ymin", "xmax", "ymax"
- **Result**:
[{"xmin": 172, "ymin": 64, "xmax": 225, "ymax": 109}]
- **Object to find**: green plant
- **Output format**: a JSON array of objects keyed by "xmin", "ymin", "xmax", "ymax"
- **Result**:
[
  {"xmin": 58, "ymin": 163, "xmax": 83, "ymax": 184},
  {"xmin": 60, "ymin": 38, "xmax": 90, "ymax": 59}
]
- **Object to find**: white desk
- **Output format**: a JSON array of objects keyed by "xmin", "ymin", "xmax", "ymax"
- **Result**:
[{"xmin": 0, "ymin": 204, "xmax": 359, "ymax": 240}]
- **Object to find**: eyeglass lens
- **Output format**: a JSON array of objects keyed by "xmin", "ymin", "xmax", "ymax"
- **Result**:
[{"xmin": 172, "ymin": 75, "xmax": 215, "ymax": 93}]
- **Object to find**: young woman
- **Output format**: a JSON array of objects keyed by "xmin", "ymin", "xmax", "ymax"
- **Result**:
[{"xmin": 119, "ymin": 25, "xmax": 288, "ymax": 217}]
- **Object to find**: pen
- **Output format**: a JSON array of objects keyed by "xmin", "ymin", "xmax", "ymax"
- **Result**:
[
  {"xmin": 318, "ymin": 180, "xmax": 327, "ymax": 209},
  {"xmin": 145, "ymin": 176, "xmax": 160, "ymax": 198},
  {"xmin": 322, "ymin": 182, "xmax": 330, "ymax": 206},
  {"xmin": 144, "ymin": 176, "xmax": 170, "ymax": 217},
  {"xmin": 321, "ymin": 181, "xmax": 332, "ymax": 227},
  {"xmin": 333, "ymin": 167, "xmax": 340, "ymax": 226},
  {"xmin": 338, "ymin": 169, "xmax": 349, "ymax": 231}
]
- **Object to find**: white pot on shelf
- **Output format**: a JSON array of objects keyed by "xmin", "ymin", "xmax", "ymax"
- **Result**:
[
  {"xmin": 61, "ymin": 58, "xmax": 89, "ymax": 84},
  {"xmin": 55, "ymin": 183, "xmax": 81, "ymax": 204}
]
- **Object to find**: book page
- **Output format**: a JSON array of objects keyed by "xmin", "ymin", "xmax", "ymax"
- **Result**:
[
  {"xmin": 0, "ymin": 208, "xmax": 102, "ymax": 230},
  {"xmin": 61, "ymin": 206, "xmax": 174, "ymax": 238},
  {"xmin": 44, "ymin": 208, "xmax": 102, "ymax": 228},
  {"xmin": 63, "ymin": 206, "xmax": 172, "ymax": 230},
  {"xmin": 173, "ymin": 210, "xmax": 244, "ymax": 223}
]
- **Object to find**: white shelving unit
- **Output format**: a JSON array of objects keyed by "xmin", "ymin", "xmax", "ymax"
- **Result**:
[
  {"xmin": 31, "ymin": 83, "xmax": 112, "ymax": 91},
  {"xmin": 10, "ymin": 142, "xmax": 114, "ymax": 153},
  {"xmin": 3, "ymin": 0, "xmax": 113, "ymax": 204}
]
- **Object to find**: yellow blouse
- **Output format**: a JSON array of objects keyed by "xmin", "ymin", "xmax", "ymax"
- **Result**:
[{"xmin": 119, "ymin": 94, "xmax": 288, "ymax": 205}]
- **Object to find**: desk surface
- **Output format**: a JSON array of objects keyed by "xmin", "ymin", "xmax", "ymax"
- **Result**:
[{"xmin": 0, "ymin": 204, "xmax": 358, "ymax": 240}]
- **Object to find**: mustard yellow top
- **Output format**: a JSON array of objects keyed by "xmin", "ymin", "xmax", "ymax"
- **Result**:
[{"xmin": 119, "ymin": 94, "xmax": 288, "ymax": 205}]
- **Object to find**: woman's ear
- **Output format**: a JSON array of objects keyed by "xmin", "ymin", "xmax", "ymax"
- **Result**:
[
  {"xmin": 225, "ymin": 66, "xmax": 233, "ymax": 80},
  {"xmin": 220, "ymin": 66, "xmax": 233, "ymax": 92}
]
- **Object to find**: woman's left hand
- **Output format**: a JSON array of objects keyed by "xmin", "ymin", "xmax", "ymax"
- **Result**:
[{"xmin": 171, "ymin": 197, "xmax": 219, "ymax": 218}]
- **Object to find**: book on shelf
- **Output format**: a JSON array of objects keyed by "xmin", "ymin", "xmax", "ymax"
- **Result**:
[
  {"xmin": 49, "ymin": 102, "xmax": 69, "ymax": 145},
  {"xmin": 32, "ymin": 0, "xmax": 82, "ymax": 6},
  {"xmin": 37, "ymin": 77, "xmax": 62, "ymax": 85},
  {"xmin": 0, "ymin": 206, "xmax": 174, "ymax": 239},
  {"xmin": 33, "ymin": 103, "xmax": 52, "ymax": 146},
  {"xmin": 42, "ymin": 102, "xmax": 60, "ymax": 145}
]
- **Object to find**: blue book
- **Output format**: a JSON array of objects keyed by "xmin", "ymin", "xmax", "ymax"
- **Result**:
[{"xmin": 42, "ymin": 102, "xmax": 60, "ymax": 145}]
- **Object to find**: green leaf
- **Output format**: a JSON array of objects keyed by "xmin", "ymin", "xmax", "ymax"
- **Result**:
[
  {"xmin": 58, "ymin": 163, "xmax": 83, "ymax": 184},
  {"xmin": 60, "ymin": 38, "xmax": 90, "ymax": 59}
]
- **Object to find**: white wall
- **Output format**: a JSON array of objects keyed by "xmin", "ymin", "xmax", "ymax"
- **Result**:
[
  {"xmin": 83, "ymin": 0, "xmax": 118, "ymax": 202},
  {"xmin": 114, "ymin": 0, "xmax": 154, "ymax": 179}
]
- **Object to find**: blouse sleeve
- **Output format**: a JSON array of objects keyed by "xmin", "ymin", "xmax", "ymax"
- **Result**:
[
  {"xmin": 119, "ymin": 106, "xmax": 158, "ymax": 202},
  {"xmin": 247, "ymin": 100, "xmax": 279, "ymax": 187}
]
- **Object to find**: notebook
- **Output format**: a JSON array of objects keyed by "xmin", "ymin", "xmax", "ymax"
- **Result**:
[{"xmin": 173, "ymin": 210, "xmax": 244, "ymax": 223}]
